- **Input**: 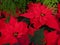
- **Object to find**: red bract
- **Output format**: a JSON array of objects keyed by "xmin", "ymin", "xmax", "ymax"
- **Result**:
[
  {"xmin": 18, "ymin": 35, "xmax": 30, "ymax": 45},
  {"xmin": 58, "ymin": 3, "xmax": 60, "ymax": 13},
  {"xmin": 28, "ymin": 27, "xmax": 37, "ymax": 36},
  {"xmin": 0, "ymin": 18, "xmax": 6, "ymax": 29},
  {"xmin": 12, "ymin": 22, "xmax": 29, "ymax": 38},
  {"xmin": 30, "ymin": 18, "xmax": 42, "ymax": 29},
  {"xmin": 27, "ymin": 2, "xmax": 41, "ymax": 17},
  {"xmin": 44, "ymin": 30, "xmax": 49, "ymax": 37},
  {"xmin": 45, "ymin": 31, "xmax": 59, "ymax": 45},
  {"xmin": 20, "ymin": 2, "xmax": 41, "ymax": 18},
  {"xmin": 0, "ymin": 35, "xmax": 18, "ymax": 45},
  {"xmin": 46, "ymin": 16, "xmax": 60, "ymax": 31},
  {"xmin": 39, "ymin": 5, "xmax": 59, "ymax": 30},
  {"xmin": 58, "ymin": 38, "xmax": 60, "ymax": 45}
]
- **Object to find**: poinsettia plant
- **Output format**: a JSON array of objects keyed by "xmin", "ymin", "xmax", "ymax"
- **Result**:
[{"xmin": 0, "ymin": 0, "xmax": 60, "ymax": 45}]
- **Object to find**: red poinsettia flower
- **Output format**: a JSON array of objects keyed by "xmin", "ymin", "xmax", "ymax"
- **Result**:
[
  {"xmin": 20, "ymin": 2, "xmax": 59, "ymax": 30},
  {"xmin": 38, "ymin": 4, "xmax": 59, "ymax": 30},
  {"xmin": 0, "ymin": 16, "xmax": 29, "ymax": 45},
  {"xmin": 20, "ymin": 2, "xmax": 43, "ymax": 29},
  {"xmin": 0, "ymin": 18, "xmax": 6, "ymax": 29},
  {"xmin": 45, "ymin": 31, "xmax": 59, "ymax": 45},
  {"xmin": 12, "ymin": 22, "xmax": 29, "ymax": 38},
  {"xmin": 0, "ymin": 24, "xmax": 18, "ymax": 45},
  {"xmin": 8, "ymin": 16, "xmax": 29, "ymax": 38}
]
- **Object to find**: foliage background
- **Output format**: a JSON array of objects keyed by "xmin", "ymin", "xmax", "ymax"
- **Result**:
[{"xmin": 0, "ymin": 0, "xmax": 59, "ymax": 14}]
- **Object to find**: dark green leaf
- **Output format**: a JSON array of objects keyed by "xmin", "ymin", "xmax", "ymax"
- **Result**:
[
  {"xmin": 17, "ymin": 16, "xmax": 30, "ymax": 26},
  {"xmin": 28, "ymin": 34, "xmax": 33, "ymax": 42},
  {"xmin": 33, "ymin": 27, "xmax": 45, "ymax": 45},
  {"xmin": 41, "ymin": 25, "xmax": 55, "ymax": 32},
  {"xmin": 43, "ymin": 0, "xmax": 58, "ymax": 8},
  {"xmin": 3, "ymin": 43, "xmax": 10, "ymax": 45},
  {"xmin": 28, "ymin": 27, "xmax": 45, "ymax": 45}
]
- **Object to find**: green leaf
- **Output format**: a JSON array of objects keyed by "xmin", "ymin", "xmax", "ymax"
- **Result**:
[
  {"xmin": 0, "ymin": 0, "xmax": 16, "ymax": 15},
  {"xmin": 28, "ymin": 27, "xmax": 45, "ymax": 45},
  {"xmin": 33, "ymin": 27, "xmax": 45, "ymax": 45},
  {"xmin": 17, "ymin": 16, "xmax": 30, "ymax": 27},
  {"xmin": 36, "ymin": 0, "xmax": 44, "ymax": 4},
  {"xmin": 43, "ymin": 0, "xmax": 58, "ymax": 8},
  {"xmin": 58, "ymin": 0, "xmax": 60, "ymax": 2},
  {"xmin": 28, "ymin": 34, "xmax": 33, "ymax": 42},
  {"xmin": 36, "ymin": 0, "xmax": 40, "ymax": 2},
  {"xmin": 40, "ymin": 0, "xmax": 44, "ymax": 4}
]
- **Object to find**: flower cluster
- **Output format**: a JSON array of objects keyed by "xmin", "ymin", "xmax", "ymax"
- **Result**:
[{"xmin": 0, "ymin": 2, "xmax": 60, "ymax": 45}]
